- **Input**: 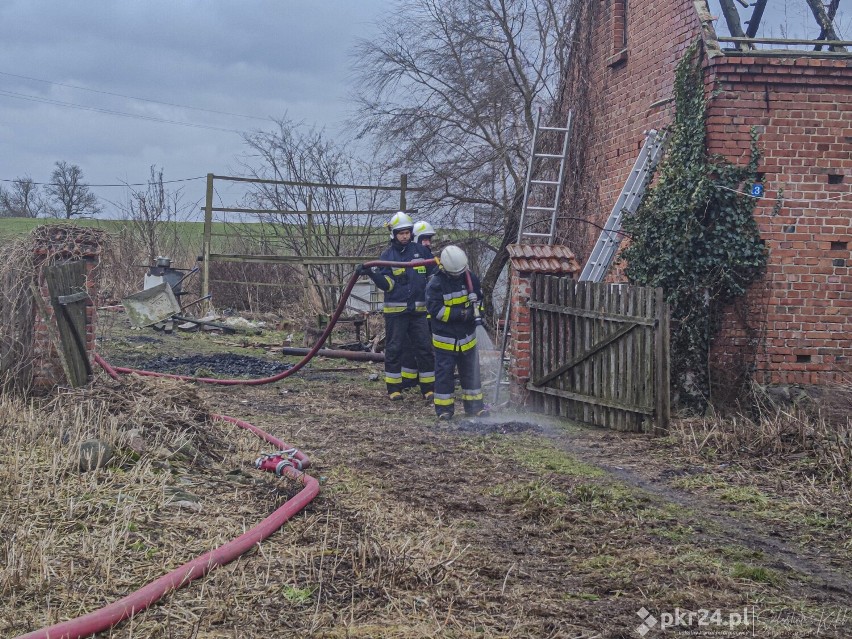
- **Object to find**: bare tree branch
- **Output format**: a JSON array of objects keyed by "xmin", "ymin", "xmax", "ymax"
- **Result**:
[{"xmin": 351, "ymin": 0, "xmax": 576, "ymax": 311}]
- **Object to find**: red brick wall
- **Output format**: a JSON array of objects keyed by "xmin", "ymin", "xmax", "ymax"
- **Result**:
[
  {"xmin": 704, "ymin": 57, "xmax": 852, "ymax": 386},
  {"xmin": 568, "ymin": 0, "xmax": 700, "ymax": 256},
  {"xmin": 558, "ymin": 2, "xmax": 851, "ymax": 388}
]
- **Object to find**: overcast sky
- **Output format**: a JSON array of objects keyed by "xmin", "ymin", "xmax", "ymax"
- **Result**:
[
  {"xmin": 0, "ymin": 1, "xmax": 846, "ymax": 218},
  {"xmin": 0, "ymin": 0, "xmax": 388, "ymax": 213}
]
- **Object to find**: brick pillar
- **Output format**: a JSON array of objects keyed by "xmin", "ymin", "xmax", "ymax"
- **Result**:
[
  {"xmin": 505, "ymin": 244, "xmax": 581, "ymax": 408},
  {"xmin": 30, "ymin": 226, "xmax": 106, "ymax": 393},
  {"xmin": 508, "ymin": 268, "xmax": 532, "ymax": 406}
]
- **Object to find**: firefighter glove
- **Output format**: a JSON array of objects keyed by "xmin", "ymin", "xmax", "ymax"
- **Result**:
[{"xmin": 366, "ymin": 267, "xmax": 385, "ymax": 286}]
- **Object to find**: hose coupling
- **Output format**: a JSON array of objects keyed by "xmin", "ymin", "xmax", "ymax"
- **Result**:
[{"xmin": 255, "ymin": 448, "xmax": 302, "ymax": 475}]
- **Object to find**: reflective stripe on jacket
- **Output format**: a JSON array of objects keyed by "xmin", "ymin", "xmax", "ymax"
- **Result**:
[
  {"xmin": 376, "ymin": 240, "xmax": 433, "ymax": 314},
  {"xmin": 425, "ymin": 270, "xmax": 483, "ymax": 350}
]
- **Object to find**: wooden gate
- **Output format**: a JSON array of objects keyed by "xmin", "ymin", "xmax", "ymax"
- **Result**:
[{"xmin": 527, "ymin": 276, "xmax": 670, "ymax": 433}]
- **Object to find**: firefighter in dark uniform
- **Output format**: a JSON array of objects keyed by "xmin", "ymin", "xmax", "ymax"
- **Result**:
[
  {"xmin": 361, "ymin": 212, "xmax": 435, "ymax": 401},
  {"xmin": 425, "ymin": 245, "xmax": 486, "ymax": 420},
  {"xmin": 400, "ymin": 220, "xmax": 437, "ymax": 392}
]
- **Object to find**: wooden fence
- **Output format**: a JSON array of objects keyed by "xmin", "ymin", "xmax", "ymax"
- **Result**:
[{"xmin": 527, "ymin": 276, "xmax": 670, "ymax": 433}]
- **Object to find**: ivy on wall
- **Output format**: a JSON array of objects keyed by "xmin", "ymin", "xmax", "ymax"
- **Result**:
[{"xmin": 622, "ymin": 41, "xmax": 767, "ymax": 411}]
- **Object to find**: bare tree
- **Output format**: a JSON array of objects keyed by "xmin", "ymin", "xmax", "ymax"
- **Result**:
[
  {"xmin": 352, "ymin": 0, "xmax": 577, "ymax": 311},
  {"xmin": 45, "ymin": 161, "xmax": 101, "ymax": 219},
  {"xmin": 121, "ymin": 166, "xmax": 187, "ymax": 266},
  {"xmin": 239, "ymin": 117, "xmax": 393, "ymax": 313},
  {"xmin": 0, "ymin": 177, "xmax": 48, "ymax": 218}
]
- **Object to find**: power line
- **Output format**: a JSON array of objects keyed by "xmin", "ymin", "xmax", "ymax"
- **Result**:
[
  {"xmin": 1, "ymin": 176, "xmax": 206, "ymax": 188},
  {"xmin": 0, "ymin": 89, "xmax": 248, "ymax": 134},
  {"xmin": 0, "ymin": 70, "xmax": 271, "ymax": 122}
]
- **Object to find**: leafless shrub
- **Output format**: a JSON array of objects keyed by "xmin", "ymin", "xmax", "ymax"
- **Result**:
[
  {"xmin": 0, "ymin": 238, "xmax": 36, "ymax": 391},
  {"xmin": 673, "ymin": 382, "xmax": 852, "ymax": 484},
  {"xmin": 1, "ymin": 225, "xmax": 108, "ymax": 392}
]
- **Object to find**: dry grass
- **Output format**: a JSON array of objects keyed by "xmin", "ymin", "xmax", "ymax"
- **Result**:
[
  {"xmin": 3, "ymin": 338, "xmax": 851, "ymax": 637},
  {"xmin": 670, "ymin": 384, "xmax": 852, "ymax": 485},
  {"xmin": 0, "ymin": 378, "xmax": 293, "ymax": 636}
]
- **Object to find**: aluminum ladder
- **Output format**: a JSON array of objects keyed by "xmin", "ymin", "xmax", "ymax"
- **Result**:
[
  {"xmin": 578, "ymin": 129, "xmax": 668, "ymax": 282},
  {"xmin": 492, "ymin": 110, "xmax": 573, "ymax": 405}
]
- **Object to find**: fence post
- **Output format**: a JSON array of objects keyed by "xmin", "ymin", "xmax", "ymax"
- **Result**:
[
  {"xmin": 305, "ymin": 193, "xmax": 314, "ymax": 307},
  {"xmin": 202, "ymin": 173, "xmax": 214, "ymax": 313},
  {"xmin": 654, "ymin": 287, "xmax": 671, "ymax": 434},
  {"xmin": 399, "ymin": 174, "xmax": 407, "ymax": 211}
]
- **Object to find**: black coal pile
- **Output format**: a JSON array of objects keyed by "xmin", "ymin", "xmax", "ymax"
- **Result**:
[{"xmin": 127, "ymin": 353, "xmax": 293, "ymax": 378}]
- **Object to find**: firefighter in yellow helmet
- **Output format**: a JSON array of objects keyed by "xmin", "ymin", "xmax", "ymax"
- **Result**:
[{"xmin": 360, "ymin": 212, "xmax": 435, "ymax": 401}]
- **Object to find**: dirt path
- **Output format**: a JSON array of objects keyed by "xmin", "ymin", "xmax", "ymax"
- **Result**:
[
  {"xmin": 503, "ymin": 415, "xmax": 852, "ymax": 602},
  {"xmin": 199, "ymin": 375, "xmax": 851, "ymax": 638},
  {"xmin": 94, "ymin": 330, "xmax": 850, "ymax": 637}
]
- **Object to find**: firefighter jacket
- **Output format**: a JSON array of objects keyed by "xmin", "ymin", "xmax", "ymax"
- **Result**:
[
  {"xmin": 425, "ymin": 270, "xmax": 484, "ymax": 353},
  {"xmin": 374, "ymin": 239, "xmax": 432, "ymax": 314}
]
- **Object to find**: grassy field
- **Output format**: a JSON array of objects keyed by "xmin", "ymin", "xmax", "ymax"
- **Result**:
[{"xmin": 2, "ymin": 315, "xmax": 849, "ymax": 638}]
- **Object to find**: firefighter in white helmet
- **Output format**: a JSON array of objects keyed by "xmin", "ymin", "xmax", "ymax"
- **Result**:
[
  {"xmin": 425, "ymin": 245, "xmax": 487, "ymax": 419},
  {"xmin": 359, "ymin": 211, "xmax": 435, "ymax": 401},
  {"xmin": 412, "ymin": 220, "xmax": 436, "ymax": 249}
]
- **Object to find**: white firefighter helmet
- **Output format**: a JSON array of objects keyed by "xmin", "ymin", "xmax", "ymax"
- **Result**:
[
  {"xmin": 387, "ymin": 211, "xmax": 414, "ymax": 239},
  {"xmin": 413, "ymin": 220, "xmax": 436, "ymax": 243},
  {"xmin": 439, "ymin": 245, "xmax": 468, "ymax": 276}
]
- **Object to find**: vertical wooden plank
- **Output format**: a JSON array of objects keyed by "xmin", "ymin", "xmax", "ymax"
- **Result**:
[
  {"xmin": 643, "ymin": 288, "xmax": 655, "ymax": 431},
  {"xmin": 613, "ymin": 285, "xmax": 623, "ymax": 431},
  {"xmin": 552, "ymin": 277, "xmax": 560, "ymax": 417},
  {"xmin": 622, "ymin": 285, "xmax": 634, "ymax": 431},
  {"xmin": 624, "ymin": 286, "xmax": 637, "ymax": 431},
  {"xmin": 45, "ymin": 262, "xmax": 89, "ymax": 387},
  {"xmin": 557, "ymin": 277, "xmax": 568, "ymax": 419},
  {"xmin": 584, "ymin": 282, "xmax": 594, "ymax": 426},
  {"xmin": 579, "ymin": 281, "xmax": 588, "ymax": 425},
  {"xmin": 613, "ymin": 285, "xmax": 622, "ymax": 430},
  {"xmin": 399, "ymin": 173, "xmax": 408, "ymax": 211},
  {"xmin": 598, "ymin": 284, "xmax": 607, "ymax": 429},
  {"xmin": 530, "ymin": 274, "xmax": 540, "ymax": 411},
  {"xmin": 592, "ymin": 283, "xmax": 600, "ymax": 426},
  {"xmin": 596, "ymin": 283, "xmax": 607, "ymax": 428},
  {"xmin": 655, "ymin": 287, "xmax": 671, "ymax": 434},
  {"xmin": 566, "ymin": 279, "xmax": 577, "ymax": 422},
  {"xmin": 536, "ymin": 274, "xmax": 546, "ymax": 413},
  {"xmin": 602, "ymin": 284, "xmax": 613, "ymax": 429},
  {"xmin": 201, "ymin": 173, "xmax": 214, "ymax": 314}
]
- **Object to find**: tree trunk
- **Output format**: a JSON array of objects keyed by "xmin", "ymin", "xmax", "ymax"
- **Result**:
[{"xmin": 480, "ymin": 188, "xmax": 523, "ymax": 319}]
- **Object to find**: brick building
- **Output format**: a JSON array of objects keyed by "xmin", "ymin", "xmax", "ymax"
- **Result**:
[{"xmin": 557, "ymin": 0, "xmax": 852, "ymax": 390}]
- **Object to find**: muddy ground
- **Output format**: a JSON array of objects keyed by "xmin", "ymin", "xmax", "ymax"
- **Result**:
[{"xmin": 8, "ymin": 316, "xmax": 851, "ymax": 638}]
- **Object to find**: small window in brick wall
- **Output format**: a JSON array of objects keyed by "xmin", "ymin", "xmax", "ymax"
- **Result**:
[
  {"xmin": 828, "ymin": 174, "xmax": 844, "ymax": 185},
  {"xmin": 608, "ymin": 0, "xmax": 628, "ymax": 66}
]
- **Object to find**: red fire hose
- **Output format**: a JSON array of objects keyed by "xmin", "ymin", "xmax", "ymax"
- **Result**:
[
  {"xmin": 102, "ymin": 259, "xmax": 435, "ymax": 385},
  {"xmin": 18, "ymin": 261, "xmax": 433, "ymax": 637},
  {"xmin": 11, "ymin": 358, "xmax": 318, "ymax": 639},
  {"xmin": 16, "ymin": 411, "xmax": 317, "ymax": 638}
]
